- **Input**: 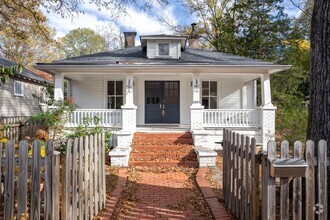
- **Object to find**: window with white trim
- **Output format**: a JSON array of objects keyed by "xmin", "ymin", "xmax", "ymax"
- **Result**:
[
  {"xmin": 14, "ymin": 81, "xmax": 24, "ymax": 96},
  {"xmin": 107, "ymin": 81, "xmax": 123, "ymax": 109},
  {"xmin": 202, "ymin": 81, "xmax": 217, "ymax": 109}
]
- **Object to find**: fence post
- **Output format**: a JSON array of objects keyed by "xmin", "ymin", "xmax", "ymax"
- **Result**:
[
  {"xmin": 4, "ymin": 140, "xmax": 15, "ymax": 219},
  {"xmin": 235, "ymin": 133, "xmax": 240, "ymax": 218},
  {"xmin": 53, "ymin": 151, "xmax": 60, "ymax": 220},
  {"xmin": 223, "ymin": 129, "xmax": 227, "ymax": 203},
  {"xmin": 232, "ymin": 131, "xmax": 236, "ymax": 213},
  {"xmin": 30, "ymin": 140, "xmax": 41, "ymax": 220},
  {"xmin": 245, "ymin": 136, "xmax": 250, "ymax": 219},
  {"xmin": 17, "ymin": 140, "xmax": 28, "ymax": 219},
  {"xmin": 251, "ymin": 138, "xmax": 257, "ymax": 220},
  {"xmin": 280, "ymin": 140, "xmax": 289, "ymax": 220},
  {"xmin": 305, "ymin": 140, "xmax": 315, "ymax": 220},
  {"xmin": 262, "ymin": 141, "xmax": 276, "ymax": 220},
  {"xmin": 44, "ymin": 141, "xmax": 54, "ymax": 220},
  {"xmin": 317, "ymin": 140, "xmax": 327, "ymax": 220},
  {"xmin": 240, "ymin": 134, "xmax": 245, "ymax": 220},
  {"xmin": 293, "ymin": 141, "xmax": 303, "ymax": 220},
  {"xmin": 19, "ymin": 121, "xmax": 24, "ymax": 140}
]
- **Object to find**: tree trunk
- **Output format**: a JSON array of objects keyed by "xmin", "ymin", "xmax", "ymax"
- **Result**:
[
  {"xmin": 307, "ymin": 0, "xmax": 330, "ymax": 147},
  {"xmin": 308, "ymin": 0, "xmax": 330, "ymax": 216}
]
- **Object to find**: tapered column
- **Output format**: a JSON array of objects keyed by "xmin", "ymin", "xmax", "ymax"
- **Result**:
[
  {"xmin": 54, "ymin": 73, "xmax": 64, "ymax": 100},
  {"xmin": 121, "ymin": 74, "xmax": 137, "ymax": 132},
  {"xmin": 190, "ymin": 74, "xmax": 204, "ymax": 130},
  {"xmin": 260, "ymin": 73, "xmax": 276, "ymax": 150}
]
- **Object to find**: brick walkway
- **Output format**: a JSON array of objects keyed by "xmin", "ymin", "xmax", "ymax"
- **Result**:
[
  {"xmin": 116, "ymin": 168, "xmax": 213, "ymax": 219},
  {"xmin": 196, "ymin": 168, "xmax": 233, "ymax": 220},
  {"xmin": 99, "ymin": 167, "xmax": 233, "ymax": 220}
]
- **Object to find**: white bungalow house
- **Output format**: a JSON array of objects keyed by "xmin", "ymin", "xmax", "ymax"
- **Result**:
[{"xmin": 35, "ymin": 25, "xmax": 290, "ymax": 150}]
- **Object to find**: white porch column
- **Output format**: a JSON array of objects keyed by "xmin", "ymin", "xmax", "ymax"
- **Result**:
[
  {"xmin": 54, "ymin": 73, "xmax": 64, "ymax": 100},
  {"xmin": 121, "ymin": 74, "xmax": 137, "ymax": 132},
  {"xmin": 190, "ymin": 74, "xmax": 204, "ymax": 130},
  {"xmin": 260, "ymin": 73, "xmax": 276, "ymax": 150}
]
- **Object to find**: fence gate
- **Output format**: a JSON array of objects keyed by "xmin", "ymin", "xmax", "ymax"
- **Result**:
[{"xmin": 222, "ymin": 128, "xmax": 328, "ymax": 220}]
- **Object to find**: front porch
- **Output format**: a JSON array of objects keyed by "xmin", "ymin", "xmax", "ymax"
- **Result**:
[
  {"xmin": 65, "ymin": 107, "xmax": 268, "ymax": 149},
  {"xmin": 53, "ymin": 67, "xmax": 278, "ymax": 150}
]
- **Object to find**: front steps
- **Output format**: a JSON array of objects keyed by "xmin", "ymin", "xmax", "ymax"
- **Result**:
[{"xmin": 128, "ymin": 132, "xmax": 198, "ymax": 167}]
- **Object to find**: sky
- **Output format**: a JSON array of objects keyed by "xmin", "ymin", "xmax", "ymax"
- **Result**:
[{"xmin": 43, "ymin": 0, "xmax": 301, "ymax": 40}]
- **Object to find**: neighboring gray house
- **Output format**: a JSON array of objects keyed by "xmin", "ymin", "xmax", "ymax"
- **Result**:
[
  {"xmin": 0, "ymin": 57, "xmax": 50, "ymax": 117},
  {"xmin": 35, "ymin": 25, "xmax": 290, "ymax": 150}
]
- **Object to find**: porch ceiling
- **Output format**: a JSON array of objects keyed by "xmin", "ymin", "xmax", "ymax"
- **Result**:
[{"xmin": 65, "ymin": 72, "xmax": 260, "ymax": 82}]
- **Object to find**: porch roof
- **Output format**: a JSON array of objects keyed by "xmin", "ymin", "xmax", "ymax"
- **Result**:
[{"xmin": 35, "ymin": 47, "xmax": 290, "ymax": 75}]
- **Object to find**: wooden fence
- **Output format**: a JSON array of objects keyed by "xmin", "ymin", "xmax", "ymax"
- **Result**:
[
  {"xmin": 0, "ymin": 140, "xmax": 60, "ymax": 219},
  {"xmin": 0, "ymin": 133, "xmax": 106, "ymax": 219},
  {"xmin": 0, "ymin": 116, "xmax": 44, "ymax": 141},
  {"xmin": 62, "ymin": 133, "xmax": 106, "ymax": 219},
  {"xmin": 222, "ymin": 129, "xmax": 260, "ymax": 219},
  {"xmin": 223, "ymin": 128, "xmax": 328, "ymax": 220}
]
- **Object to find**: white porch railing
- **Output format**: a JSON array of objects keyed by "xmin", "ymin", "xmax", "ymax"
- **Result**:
[
  {"xmin": 67, "ymin": 109, "xmax": 122, "ymax": 127},
  {"xmin": 203, "ymin": 109, "xmax": 260, "ymax": 128}
]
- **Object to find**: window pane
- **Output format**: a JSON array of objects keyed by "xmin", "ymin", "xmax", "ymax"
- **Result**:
[
  {"xmin": 202, "ymin": 81, "xmax": 209, "ymax": 96},
  {"xmin": 108, "ymin": 96, "xmax": 115, "ymax": 109},
  {"xmin": 116, "ymin": 81, "xmax": 123, "ymax": 95},
  {"xmin": 159, "ymin": 43, "xmax": 169, "ymax": 55},
  {"xmin": 116, "ymin": 97, "xmax": 123, "ymax": 109},
  {"xmin": 210, "ymin": 97, "xmax": 217, "ymax": 109},
  {"xmin": 108, "ymin": 81, "xmax": 114, "ymax": 95},
  {"xmin": 202, "ymin": 97, "xmax": 209, "ymax": 109},
  {"xmin": 210, "ymin": 81, "xmax": 217, "ymax": 96}
]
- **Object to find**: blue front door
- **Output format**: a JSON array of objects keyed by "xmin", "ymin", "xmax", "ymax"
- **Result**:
[{"xmin": 145, "ymin": 81, "xmax": 180, "ymax": 123}]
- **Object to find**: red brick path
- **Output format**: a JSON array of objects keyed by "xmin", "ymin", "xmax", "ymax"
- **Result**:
[
  {"xmin": 99, "ymin": 168, "xmax": 128, "ymax": 219},
  {"xmin": 196, "ymin": 168, "xmax": 232, "ymax": 220},
  {"xmin": 117, "ymin": 170, "xmax": 213, "ymax": 219}
]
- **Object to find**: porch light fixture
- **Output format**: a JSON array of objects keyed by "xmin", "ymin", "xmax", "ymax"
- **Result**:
[
  {"xmin": 127, "ymin": 78, "xmax": 133, "ymax": 93},
  {"xmin": 191, "ymin": 78, "xmax": 200, "ymax": 88}
]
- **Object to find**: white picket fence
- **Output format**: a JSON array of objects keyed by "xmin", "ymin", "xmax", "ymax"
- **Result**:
[
  {"xmin": 67, "ymin": 109, "xmax": 122, "ymax": 127},
  {"xmin": 203, "ymin": 109, "xmax": 260, "ymax": 127}
]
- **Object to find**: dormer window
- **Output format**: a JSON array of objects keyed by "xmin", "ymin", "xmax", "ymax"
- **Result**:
[
  {"xmin": 158, "ymin": 43, "xmax": 169, "ymax": 56},
  {"xmin": 140, "ymin": 35, "xmax": 187, "ymax": 59}
]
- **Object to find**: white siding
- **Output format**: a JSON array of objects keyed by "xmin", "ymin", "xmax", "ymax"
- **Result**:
[
  {"xmin": 71, "ymin": 78, "xmax": 104, "ymax": 109},
  {"xmin": 245, "ymin": 81, "xmax": 255, "ymax": 109},
  {"xmin": 169, "ymin": 43, "xmax": 178, "ymax": 58},
  {"xmin": 146, "ymin": 40, "xmax": 181, "ymax": 59},
  {"xmin": 219, "ymin": 79, "xmax": 243, "ymax": 109},
  {"xmin": 146, "ymin": 41, "xmax": 156, "ymax": 58}
]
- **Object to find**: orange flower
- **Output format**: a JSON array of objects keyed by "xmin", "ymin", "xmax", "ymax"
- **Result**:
[{"xmin": 66, "ymin": 97, "xmax": 74, "ymax": 104}]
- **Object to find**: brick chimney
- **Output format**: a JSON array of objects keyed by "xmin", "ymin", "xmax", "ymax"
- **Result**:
[
  {"xmin": 123, "ymin": 32, "xmax": 137, "ymax": 48},
  {"xmin": 188, "ymin": 23, "xmax": 199, "ymax": 48}
]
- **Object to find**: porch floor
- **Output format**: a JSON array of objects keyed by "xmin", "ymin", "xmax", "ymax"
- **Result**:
[{"xmin": 136, "ymin": 124, "xmax": 190, "ymax": 132}]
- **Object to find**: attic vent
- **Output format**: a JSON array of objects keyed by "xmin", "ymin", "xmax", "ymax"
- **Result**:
[{"xmin": 158, "ymin": 43, "xmax": 169, "ymax": 56}]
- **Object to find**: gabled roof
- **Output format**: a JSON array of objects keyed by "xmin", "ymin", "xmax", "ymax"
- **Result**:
[
  {"xmin": 0, "ymin": 57, "xmax": 49, "ymax": 83},
  {"xmin": 37, "ymin": 46, "xmax": 275, "ymax": 66}
]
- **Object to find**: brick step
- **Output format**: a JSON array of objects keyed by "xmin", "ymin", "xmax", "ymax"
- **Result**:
[
  {"xmin": 128, "ymin": 160, "xmax": 199, "ymax": 168},
  {"xmin": 131, "ymin": 146, "xmax": 194, "ymax": 153},
  {"xmin": 132, "ymin": 139, "xmax": 194, "ymax": 145},
  {"xmin": 133, "ymin": 132, "xmax": 192, "ymax": 139},
  {"xmin": 130, "ymin": 152, "xmax": 197, "ymax": 161}
]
